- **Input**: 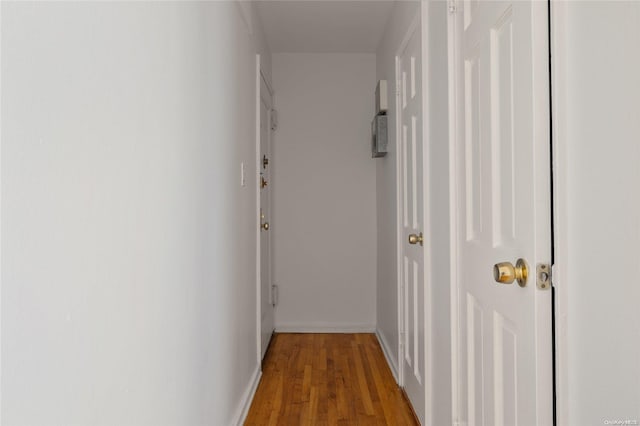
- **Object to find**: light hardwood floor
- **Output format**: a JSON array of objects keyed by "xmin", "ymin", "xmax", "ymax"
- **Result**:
[{"xmin": 244, "ymin": 333, "xmax": 419, "ymax": 425}]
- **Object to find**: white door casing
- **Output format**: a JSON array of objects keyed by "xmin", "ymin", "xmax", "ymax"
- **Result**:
[
  {"xmin": 449, "ymin": 2, "xmax": 553, "ymax": 426},
  {"xmin": 397, "ymin": 13, "xmax": 427, "ymax": 424},
  {"xmin": 259, "ymin": 66, "xmax": 275, "ymax": 361}
]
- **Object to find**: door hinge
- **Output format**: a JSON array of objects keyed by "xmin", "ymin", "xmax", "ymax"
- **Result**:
[
  {"xmin": 536, "ymin": 263, "xmax": 552, "ymax": 290},
  {"xmin": 448, "ymin": 0, "xmax": 457, "ymax": 14},
  {"xmin": 271, "ymin": 284, "xmax": 278, "ymax": 306}
]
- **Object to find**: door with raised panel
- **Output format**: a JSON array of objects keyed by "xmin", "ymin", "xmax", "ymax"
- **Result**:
[
  {"xmin": 398, "ymin": 15, "xmax": 426, "ymax": 424},
  {"xmin": 451, "ymin": 1, "xmax": 553, "ymax": 425},
  {"xmin": 259, "ymin": 74, "xmax": 274, "ymax": 360}
]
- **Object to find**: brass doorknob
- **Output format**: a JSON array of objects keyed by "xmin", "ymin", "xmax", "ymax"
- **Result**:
[
  {"xmin": 493, "ymin": 258, "xmax": 528, "ymax": 287},
  {"xmin": 261, "ymin": 222, "xmax": 269, "ymax": 231},
  {"xmin": 261, "ymin": 177, "xmax": 268, "ymax": 188},
  {"xmin": 408, "ymin": 232, "xmax": 423, "ymax": 246}
]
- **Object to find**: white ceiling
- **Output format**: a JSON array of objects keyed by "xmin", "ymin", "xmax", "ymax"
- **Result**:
[{"xmin": 256, "ymin": 1, "xmax": 396, "ymax": 53}]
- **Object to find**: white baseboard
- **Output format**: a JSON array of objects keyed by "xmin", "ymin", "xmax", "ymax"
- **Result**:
[
  {"xmin": 376, "ymin": 329, "xmax": 399, "ymax": 384},
  {"xmin": 231, "ymin": 366, "xmax": 262, "ymax": 426},
  {"xmin": 275, "ymin": 322, "xmax": 376, "ymax": 333}
]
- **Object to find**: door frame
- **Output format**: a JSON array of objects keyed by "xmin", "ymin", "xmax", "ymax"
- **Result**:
[
  {"xmin": 549, "ymin": 2, "xmax": 568, "ymax": 424},
  {"xmin": 255, "ymin": 54, "xmax": 275, "ymax": 365},
  {"xmin": 446, "ymin": 2, "xmax": 555, "ymax": 424},
  {"xmin": 395, "ymin": 3, "xmax": 433, "ymax": 420},
  {"xmin": 446, "ymin": 5, "xmax": 460, "ymax": 423}
]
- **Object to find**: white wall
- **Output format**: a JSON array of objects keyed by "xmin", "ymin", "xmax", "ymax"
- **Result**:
[
  {"xmin": 376, "ymin": 2, "xmax": 452, "ymax": 424},
  {"xmin": 271, "ymin": 53, "xmax": 377, "ymax": 332},
  {"xmin": 553, "ymin": 2, "xmax": 640, "ymax": 424},
  {"xmin": 423, "ymin": 2, "xmax": 453, "ymax": 425},
  {"xmin": 1, "ymin": 2, "xmax": 270, "ymax": 425}
]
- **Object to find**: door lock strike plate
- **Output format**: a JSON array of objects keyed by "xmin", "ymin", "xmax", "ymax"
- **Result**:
[{"xmin": 537, "ymin": 264, "xmax": 551, "ymax": 290}]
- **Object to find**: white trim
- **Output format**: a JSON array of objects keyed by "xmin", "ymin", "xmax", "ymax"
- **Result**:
[
  {"xmin": 394, "ymin": 52, "xmax": 404, "ymax": 388},
  {"xmin": 531, "ymin": 3, "xmax": 554, "ymax": 424},
  {"xmin": 420, "ymin": 3, "xmax": 434, "ymax": 425},
  {"xmin": 231, "ymin": 367, "xmax": 262, "ymax": 426},
  {"xmin": 550, "ymin": 1, "xmax": 569, "ymax": 425},
  {"xmin": 376, "ymin": 329, "xmax": 399, "ymax": 383},
  {"xmin": 0, "ymin": 2, "xmax": 3, "ymax": 419},
  {"xmin": 275, "ymin": 323, "xmax": 376, "ymax": 333},
  {"xmin": 446, "ymin": 3, "xmax": 460, "ymax": 424},
  {"xmin": 255, "ymin": 54, "xmax": 262, "ymax": 367}
]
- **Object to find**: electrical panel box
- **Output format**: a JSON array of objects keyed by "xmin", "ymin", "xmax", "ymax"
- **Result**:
[
  {"xmin": 371, "ymin": 115, "xmax": 388, "ymax": 158},
  {"xmin": 375, "ymin": 80, "xmax": 388, "ymax": 115}
]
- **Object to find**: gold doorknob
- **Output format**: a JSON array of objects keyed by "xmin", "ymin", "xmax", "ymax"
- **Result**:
[
  {"xmin": 261, "ymin": 222, "xmax": 269, "ymax": 231},
  {"xmin": 260, "ymin": 177, "xmax": 268, "ymax": 189},
  {"xmin": 408, "ymin": 232, "xmax": 423, "ymax": 246},
  {"xmin": 493, "ymin": 258, "xmax": 528, "ymax": 287}
]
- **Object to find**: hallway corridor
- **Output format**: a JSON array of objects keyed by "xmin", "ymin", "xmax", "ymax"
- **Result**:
[
  {"xmin": 3, "ymin": 2, "xmax": 640, "ymax": 424},
  {"xmin": 245, "ymin": 334, "xmax": 418, "ymax": 425}
]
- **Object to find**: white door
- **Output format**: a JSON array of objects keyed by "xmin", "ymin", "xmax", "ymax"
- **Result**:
[
  {"xmin": 259, "ymin": 74, "xmax": 274, "ymax": 360},
  {"xmin": 398, "ymin": 16, "xmax": 426, "ymax": 424},
  {"xmin": 451, "ymin": 1, "xmax": 553, "ymax": 425}
]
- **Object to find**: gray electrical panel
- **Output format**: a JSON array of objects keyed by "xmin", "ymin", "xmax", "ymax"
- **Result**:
[{"xmin": 371, "ymin": 115, "xmax": 388, "ymax": 158}]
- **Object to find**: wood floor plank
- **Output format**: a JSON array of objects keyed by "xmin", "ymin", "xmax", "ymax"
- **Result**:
[
  {"xmin": 326, "ymin": 353, "xmax": 338, "ymax": 424},
  {"xmin": 245, "ymin": 333, "xmax": 419, "ymax": 425},
  {"xmin": 351, "ymin": 341, "xmax": 375, "ymax": 416},
  {"xmin": 364, "ymin": 343, "xmax": 395, "ymax": 425}
]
